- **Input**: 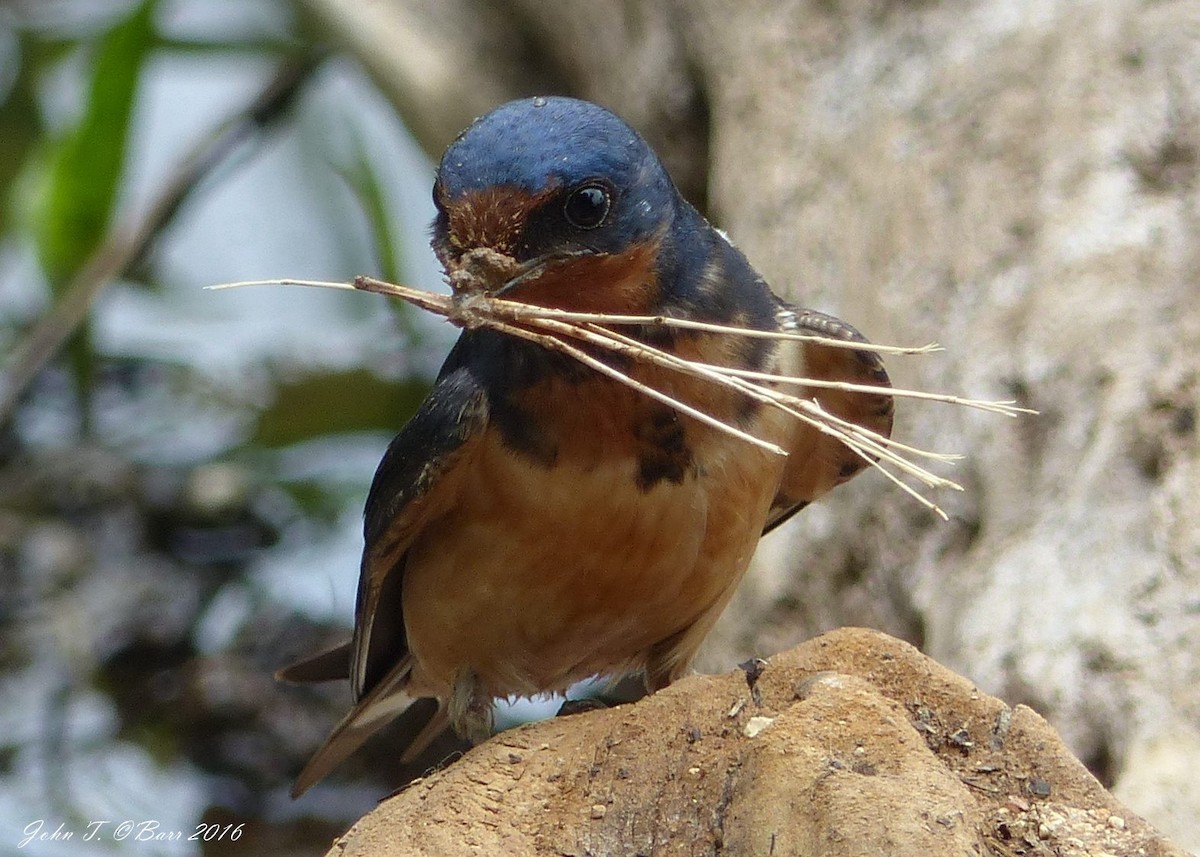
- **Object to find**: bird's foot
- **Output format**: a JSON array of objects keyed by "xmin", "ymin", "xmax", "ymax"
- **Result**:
[
  {"xmin": 555, "ymin": 697, "xmax": 609, "ymax": 718},
  {"xmin": 448, "ymin": 667, "xmax": 494, "ymax": 745}
]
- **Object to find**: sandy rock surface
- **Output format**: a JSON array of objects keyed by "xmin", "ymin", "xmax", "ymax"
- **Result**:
[{"xmin": 325, "ymin": 629, "xmax": 1189, "ymax": 857}]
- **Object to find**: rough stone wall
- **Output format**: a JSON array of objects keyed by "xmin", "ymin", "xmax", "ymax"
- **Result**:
[
  {"xmin": 689, "ymin": 5, "xmax": 1200, "ymax": 847},
  {"xmin": 301, "ymin": 0, "xmax": 1200, "ymax": 848}
]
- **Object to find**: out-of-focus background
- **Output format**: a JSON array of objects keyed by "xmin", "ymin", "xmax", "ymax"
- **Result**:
[
  {"xmin": 3, "ymin": 0, "xmax": 1199, "ymax": 854},
  {"xmin": 0, "ymin": 1, "xmax": 461, "ymax": 853}
]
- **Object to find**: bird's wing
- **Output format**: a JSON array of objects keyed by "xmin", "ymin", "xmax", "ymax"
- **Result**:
[
  {"xmin": 285, "ymin": 365, "xmax": 489, "ymax": 796},
  {"xmin": 763, "ymin": 304, "xmax": 894, "ymax": 534},
  {"xmin": 351, "ymin": 366, "xmax": 490, "ymax": 698}
]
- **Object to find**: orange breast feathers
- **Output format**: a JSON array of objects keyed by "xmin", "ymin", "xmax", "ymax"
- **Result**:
[{"xmin": 399, "ymin": 373, "xmax": 789, "ymax": 702}]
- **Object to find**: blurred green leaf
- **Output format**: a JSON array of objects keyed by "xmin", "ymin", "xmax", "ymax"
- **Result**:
[
  {"xmin": 333, "ymin": 130, "xmax": 429, "ymax": 347},
  {"xmin": 0, "ymin": 37, "xmax": 45, "ymax": 239},
  {"xmin": 31, "ymin": 0, "xmax": 158, "ymax": 286},
  {"xmin": 252, "ymin": 368, "xmax": 429, "ymax": 447},
  {"xmin": 335, "ymin": 136, "xmax": 401, "ymax": 286}
]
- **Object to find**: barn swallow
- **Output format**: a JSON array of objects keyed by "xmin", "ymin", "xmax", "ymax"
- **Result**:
[{"xmin": 280, "ymin": 96, "xmax": 893, "ymax": 796}]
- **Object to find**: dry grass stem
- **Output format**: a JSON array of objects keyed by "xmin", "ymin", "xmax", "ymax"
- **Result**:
[
  {"xmin": 209, "ymin": 276, "xmax": 1023, "ymax": 518},
  {"xmin": 480, "ymin": 317, "xmax": 786, "ymax": 456},
  {"xmin": 705, "ymin": 366, "xmax": 1032, "ymax": 418}
]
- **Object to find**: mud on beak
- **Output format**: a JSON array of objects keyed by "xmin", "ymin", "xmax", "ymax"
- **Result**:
[{"xmin": 446, "ymin": 246, "xmax": 595, "ymax": 298}]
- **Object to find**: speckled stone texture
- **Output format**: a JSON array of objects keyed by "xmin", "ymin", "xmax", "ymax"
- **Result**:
[{"xmin": 325, "ymin": 629, "xmax": 1189, "ymax": 857}]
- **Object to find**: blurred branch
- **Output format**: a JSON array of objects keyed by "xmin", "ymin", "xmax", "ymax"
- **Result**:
[
  {"xmin": 293, "ymin": 0, "xmax": 711, "ymax": 213},
  {"xmin": 294, "ymin": 0, "xmax": 563, "ymax": 155},
  {"xmin": 0, "ymin": 55, "xmax": 322, "ymax": 425}
]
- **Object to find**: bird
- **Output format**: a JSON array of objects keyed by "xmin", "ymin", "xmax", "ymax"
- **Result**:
[{"xmin": 279, "ymin": 95, "xmax": 893, "ymax": 796}]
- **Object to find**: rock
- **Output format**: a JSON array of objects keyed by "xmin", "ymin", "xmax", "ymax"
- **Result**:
[{"xmin": 324, "ymin": 629, "xmax": 1188, "ymax": 856}]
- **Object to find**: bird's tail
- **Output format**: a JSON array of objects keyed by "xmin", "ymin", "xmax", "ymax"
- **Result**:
[{"xmin": 278, "ymin": 645, "xmax": 447, "ymax": 797}]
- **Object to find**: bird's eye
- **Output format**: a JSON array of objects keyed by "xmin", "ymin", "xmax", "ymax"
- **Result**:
[{"xmin": 563, "ymin": 183, "xmax": 611, "ymax": 229}]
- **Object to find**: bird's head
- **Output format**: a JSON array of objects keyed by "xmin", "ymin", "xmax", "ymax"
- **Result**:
[{"xmin": 431, "ymin": 97, "xmax": 680, "ymax": 314}]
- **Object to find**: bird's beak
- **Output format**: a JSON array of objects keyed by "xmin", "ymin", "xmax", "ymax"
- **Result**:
[
  {"xmin": 445, "ymin": 247, "xmax": 519, "ymax": 295},
  {"xmin": 447, "ymin": 247, "xmax": 593, "ymax": 299},
  {"xmin": 492, "ymin": 249, "xmax": 593, "ymax": 297}
]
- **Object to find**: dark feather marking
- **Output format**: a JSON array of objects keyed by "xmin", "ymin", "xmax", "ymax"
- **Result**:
[
  {"xmin": 491, "ymin": 397, "xmax": 558, "ymax": 466},
  {"xmin": 448, "ymin": 329, "xmax": 602, "ymax": 468},
  {"xmin": 635, "ymin": 406, "xmax": 694, "ymax": 490}
]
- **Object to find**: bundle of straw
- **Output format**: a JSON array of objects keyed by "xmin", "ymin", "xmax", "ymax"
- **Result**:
[{"xmin": 211, "ymin": 275, "xmax": 1030, "ymax": 519}]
